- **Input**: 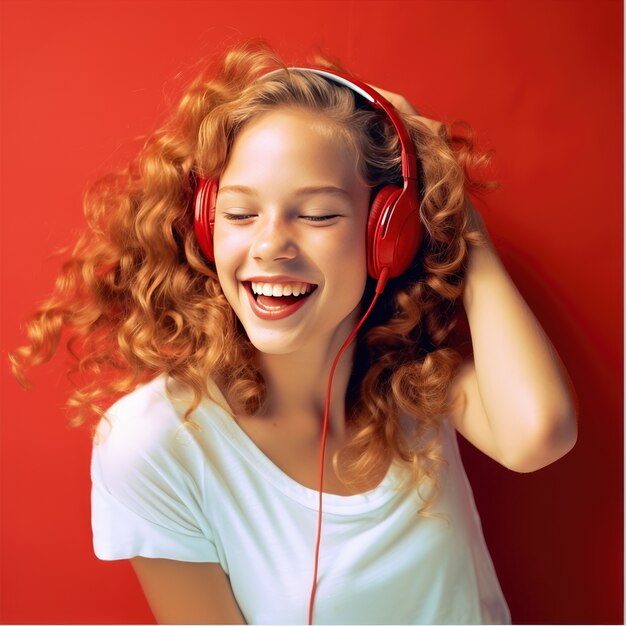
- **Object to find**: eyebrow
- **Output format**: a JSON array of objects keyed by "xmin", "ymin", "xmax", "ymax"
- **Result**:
[{"xmin": 218, "ymin": 184, "xmax": 352, "ymax": 199}]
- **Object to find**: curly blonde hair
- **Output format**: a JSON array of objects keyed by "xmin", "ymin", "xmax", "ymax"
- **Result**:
[{"xmin": 10, "ymin": 40, "xmax": 493, "ymax": 505}]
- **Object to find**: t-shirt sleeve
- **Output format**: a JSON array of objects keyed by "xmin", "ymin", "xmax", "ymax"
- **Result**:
[{"xmin": 91, "ymin": 389, "xmax": 220, "ymax": 563}]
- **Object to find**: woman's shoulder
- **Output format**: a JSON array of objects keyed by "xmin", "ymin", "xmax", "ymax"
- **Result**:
[
  {"xmin": 105, "ymin": 374, "xmax": 173, "ymax": 420},
  {"xmin": 93, "ymin": 375, "xmax": 208, "ymax": 470},
  {"xmin": 97, "ymin": 374, "xmax": 178, "ymax": 442},
  {"xmin": 94, "ymin": 374, "xmax": 229, "ymax": 462},
  {"xmin": 90, "ymin": 376, "xmax": 221, "ymax": 561}
]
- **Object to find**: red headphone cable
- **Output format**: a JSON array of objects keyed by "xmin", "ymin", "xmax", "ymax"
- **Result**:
[{"xmin": 307, "ymin": 267, "xmax": 389, "ymax": 625}]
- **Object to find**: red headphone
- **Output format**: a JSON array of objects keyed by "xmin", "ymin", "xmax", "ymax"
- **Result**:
[{"xmin": 193, "ymin": 67, "xmax": 422, "ymax": 281}]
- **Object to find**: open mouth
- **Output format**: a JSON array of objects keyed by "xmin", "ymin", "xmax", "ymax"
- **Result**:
[{"xmin": 243, "ymin": 281, "xmax": 318, "ymax": 319}]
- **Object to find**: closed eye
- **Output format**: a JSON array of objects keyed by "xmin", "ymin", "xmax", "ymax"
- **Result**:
[
  {"xmin": 299, "ymin": 214, "xmax": 341, "ymax": 223},
  {"xmin": 222, "ymin": 213, "xmax": 257, "ymax": 222}
]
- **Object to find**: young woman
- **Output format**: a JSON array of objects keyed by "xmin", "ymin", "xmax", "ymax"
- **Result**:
[{"xmin": 11, "ymin": 42, "xmax": 577, "ymax": 624}]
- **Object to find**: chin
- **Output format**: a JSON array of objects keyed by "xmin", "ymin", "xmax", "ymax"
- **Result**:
[{"xmin": 244, "ymin": 330, "xmax": 310, "ymax": 356}]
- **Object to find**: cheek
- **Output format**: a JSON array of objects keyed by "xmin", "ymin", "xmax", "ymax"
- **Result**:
[
  {"xmin": 326, "ymin": 228, "xmax": 368, "ymax": 292},
  {"xmin": 213, "ymin": 237, "xmax": 243, "ymax": 309},
  {"xmin": 213, "ymin": 229, "xmax": 242, "ymax": 276},
  {"xmin": 345, "ymin": 219, "xmax": 368, "ymax": 267},
  {"xmin": 343, "ymin": 240, "xmax": 367, "ymax": 282}
]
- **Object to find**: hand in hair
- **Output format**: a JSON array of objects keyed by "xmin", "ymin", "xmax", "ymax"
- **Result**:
[{"xmin": 367, "ymin": 83, "xmax": 442, "ymax": 134}]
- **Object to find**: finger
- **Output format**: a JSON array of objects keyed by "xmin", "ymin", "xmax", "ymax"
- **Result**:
[
  {"xmin": 366, "ymin": 83, "xmax": 419, "ymax": 115},
  {"xmin": 366, "ymin": 83, "xmax": 443, "ymax": 135}
]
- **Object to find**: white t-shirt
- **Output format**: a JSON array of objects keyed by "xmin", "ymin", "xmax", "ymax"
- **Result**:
[{"xmin": 91, "ymin": 374, "xmax": 510, "ymax": 625}]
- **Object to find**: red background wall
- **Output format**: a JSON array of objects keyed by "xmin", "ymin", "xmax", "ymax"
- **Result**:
[{"xmin": 1, "ymin": 0, "xmax": 622, "ymax": 623}]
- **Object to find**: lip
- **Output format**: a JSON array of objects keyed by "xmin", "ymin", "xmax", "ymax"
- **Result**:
[
  {"xmin": 242, "ymin": 281, "xmax": 317, "ymax": 321},
  {"xmin": 242, "ymin": 274, "xmax": 318, "ymax": 286}
]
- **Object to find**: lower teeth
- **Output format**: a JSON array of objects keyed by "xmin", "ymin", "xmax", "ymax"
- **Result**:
[{"xmin": 255, "ymin": 293, "xmax": 307, "ymax": 309}]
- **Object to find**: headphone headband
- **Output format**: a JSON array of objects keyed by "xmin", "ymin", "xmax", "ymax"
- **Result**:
[{"xmin": 262, "ymin": 67, "xmax": 418, "ymax": 181}]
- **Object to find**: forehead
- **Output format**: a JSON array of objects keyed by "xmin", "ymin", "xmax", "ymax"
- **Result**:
[{"xmin": 222, "ymin": 108, "xmax": 363, "ymax": 187}]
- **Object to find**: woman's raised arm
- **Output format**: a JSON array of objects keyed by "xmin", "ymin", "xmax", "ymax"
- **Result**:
[{"xmin": 449, "ymin": 204, "xmax": 577, "ymax": 472}]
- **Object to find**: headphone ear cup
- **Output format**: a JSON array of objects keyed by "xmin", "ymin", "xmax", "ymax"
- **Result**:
[
  {"xmin": 367, "ymin": 184, "xmax": 422, "ymax": 279},
  {"xmin": 193, "ymin": 178, "xmax": 218, "ymax": 263},
  {"xmin": 367, "ymin": 185, "xmax": 402, "ymax": 278}
]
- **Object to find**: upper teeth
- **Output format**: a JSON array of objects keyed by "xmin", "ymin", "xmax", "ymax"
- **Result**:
[{"xmin": 251, "ymin": 282, "xmax": 313, "ymax": 297}]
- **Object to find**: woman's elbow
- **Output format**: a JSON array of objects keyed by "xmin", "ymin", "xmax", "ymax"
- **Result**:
[{"xmin": 502, "ymin": 404, "xmax": 578, "ymax": 473}]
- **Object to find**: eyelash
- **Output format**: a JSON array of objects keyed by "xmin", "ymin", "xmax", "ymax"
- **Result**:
[
  {"xmin": 300, "ymin": 215, "xmax": 339, "ymax": 222},
  {"xmin": 222, "ymin": 214, "xmax": 340, "ymax": 223},
  {"xmin": 223, "ymin": 213, "xmax": 255, "ymax": 221}
]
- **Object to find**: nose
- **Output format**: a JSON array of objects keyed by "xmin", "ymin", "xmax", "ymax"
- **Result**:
[{"xmin": 250, "ymin": 215, "xmax": 298, "ymax": 262}]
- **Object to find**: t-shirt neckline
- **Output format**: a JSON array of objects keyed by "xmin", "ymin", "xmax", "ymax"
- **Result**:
[{"xmin": 197, "ymin": 379, "xmax": 405, "ymax": 515}]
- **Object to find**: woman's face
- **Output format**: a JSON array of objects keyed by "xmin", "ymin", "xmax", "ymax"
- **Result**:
[{"xmin": 213, "ymin": 108, "xmax": 370, "ymax": 356}]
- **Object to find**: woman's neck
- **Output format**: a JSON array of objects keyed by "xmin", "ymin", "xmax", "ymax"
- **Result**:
[{"xmin": 256, "ymin": 336, "xmax": 356, "ymax": 441}]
